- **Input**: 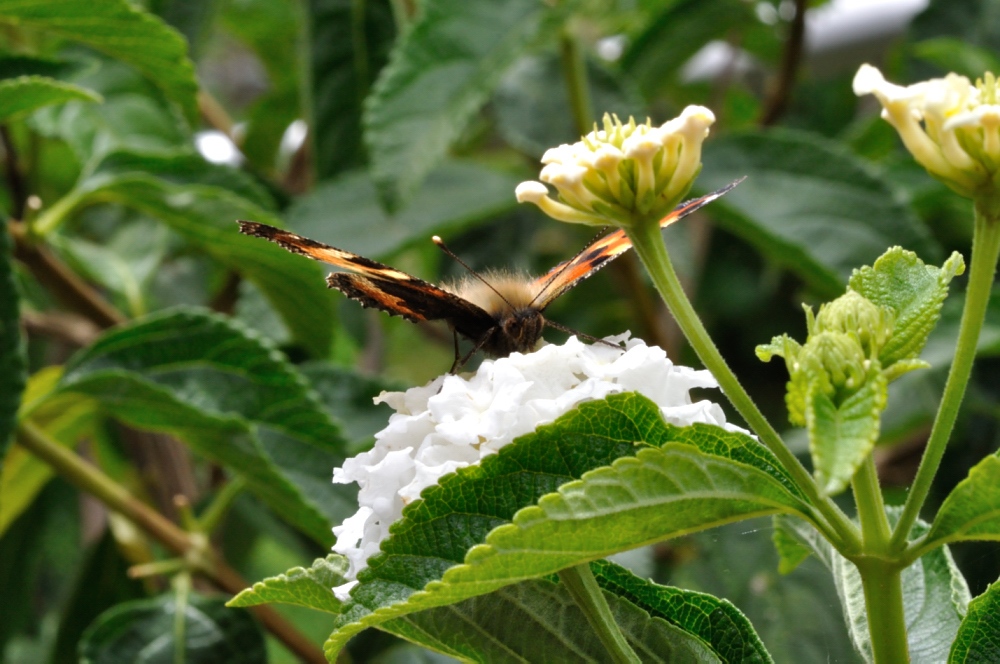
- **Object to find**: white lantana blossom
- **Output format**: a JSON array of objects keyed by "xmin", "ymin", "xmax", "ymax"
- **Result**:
[
  {"xmin": 853, "ymin": 64, "xmax": 1000, "ymax": 204},
  {"xmin": 515, "ymin": 108, "xmax": 715, "ymax": 228},
  {"xmin": 331, "ymin": 334, "xmax": 740, "ymax": 600}
]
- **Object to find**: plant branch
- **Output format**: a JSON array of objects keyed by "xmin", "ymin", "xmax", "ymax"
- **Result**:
[
  {"xmin": 855, "ymin": 558, "xmax": 909, "ymax": 663},
  {"xmin": 852, "ymin": 455, "xmax": 891, "ymax": 552},
  {"xmin": 560, "ymin": 30, "xmax": 593, "ymax": 137},
  {"xmin": 759, "ymin": 0, "xmax": 807, "ymax": 126},
  {"xmin": 559, "ymin": 564, "xmax": 640, "ymax": 664},
  {"xmin": 890, "ymin": 206, "xmax": 1000, "ymax": 549},
  {"xmin": 15, "ymin": 421, "xmax": 328, "ymax": 664}
]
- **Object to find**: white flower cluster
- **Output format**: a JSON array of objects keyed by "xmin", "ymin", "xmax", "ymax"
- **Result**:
[
  {"xmin": 516, "ymin": 108, "xmax": 715, "ymax": 228},
  {"xmin": 854, "ymin": 64, "xmax": 1000, "ymax": 201},
  {"xmin": 331, "ymin": 334, "xmax": 737, "ymax": 600}
]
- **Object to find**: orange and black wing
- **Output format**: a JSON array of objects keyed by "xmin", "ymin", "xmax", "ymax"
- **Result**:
[
  {"xmin": 529, "ymin": 179, "xmax": 744, "ymax": 308},
  {"xmin": 237, "ymin": 221, "xmax": 498, "ymax": 341}
]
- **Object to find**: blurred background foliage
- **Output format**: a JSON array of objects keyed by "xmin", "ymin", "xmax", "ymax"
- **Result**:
[{"xmin": 1, "ymin": 0, "xmax": 999, "ymax": 661}]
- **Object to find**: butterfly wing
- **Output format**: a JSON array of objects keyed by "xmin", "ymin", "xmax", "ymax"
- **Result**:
[
  {"xmin": 237, "ymin": 221, "xmax": 498, "ymax": 341},
  {"xmin": 529, "ymin": 179, "xmax": 743, "ymax": 308}
]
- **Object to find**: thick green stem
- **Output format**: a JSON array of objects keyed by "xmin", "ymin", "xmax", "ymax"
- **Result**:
[
  {"xmin": 853, "ymin": 455, "xmax": 891, "ymax": 552},
  {"xmin": 558, "ymin": 564, "xmax": 640, "ymax": 664},
  {"xmin": 890, "ymin": 206, "xmax": 1000, "ymax": 550},
  {"xmin": 559, "ymin": 31, "xmax": 593, "ymax": 137},
  {"xmin": 626, "ymin": 220, "xmax": 861, "ymax": 551},
  {"xmin": 856, "ymin": 559, "xmax": 909, "ymax": 663}
]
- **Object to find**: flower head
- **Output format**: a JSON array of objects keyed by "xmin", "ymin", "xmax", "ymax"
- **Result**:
[
  {"xmin": 330, "ymin": 334, "xmax": 740, "ymax": 600},
  {"xmin": 516, "ymin": 109, "xmax": 716, "ymax": 228},
  {"xmin": 854, "ymin": 64, "xmax": 1000, "ymax": 207}
]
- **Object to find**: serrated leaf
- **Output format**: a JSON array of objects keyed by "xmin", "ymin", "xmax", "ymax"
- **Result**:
[
  {"xmin": 0, "ymin": 74, "xmax": 100, "ymax": 121},
  {"xmin": 807, "ymin": 363, "xmax": 887, "ymax": 495},
  {"xmin": 286, "ymin": 160, "xmax": 522, "ymax": 258},
  {"xmin": 849, "ymin": 247, "xmax": 965, "ymax": 368},
  {"xmin": 229, "ymin": 554, "xmax": 349, "ymax": 614},
  {"xmin": 363, "ymin": 0, "xmax": 573, "ymax": 210},
  {"xmin": 55, "ymin": 308, "xmax": 353, "ymax": 545},
  {"xmin": 925, "ymin": 453, "xmax": 1000, "ymax": 547},
  {"xmin": 776, "ymin": 511, "xmax": 970, "ymax": 664},
  {"xmin": 63, "ymin": 172, "xmax": 335, "ymax": 357},
  {"xmin": 700, "ymin": 130, "xmax": 941, "ymax": 296},
  {"xmin": 325, "ymin": 393, "xmax": 810, "ymax": 652},
  {"xmin": 949, "ymin": 578, "xmax": 1000, "ymax": 663},
  {"xmin": 0, "ymin": 214, "xmax": 25, "ymax": 473},
  {"xmin": 0, "ymin": 0, "xmax": 199, "ymax": 124},
  {"xmin": 79, "ymin": 591, "xmax": 265, "ymax": 663}
]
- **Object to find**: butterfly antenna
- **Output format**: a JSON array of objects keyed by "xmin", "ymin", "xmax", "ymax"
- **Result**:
[
  {"xmin": 544, "ymin": 319, "xmax": 619, "ymax": 348},
  {"xmin": 432, "ymin": 236, "xmax": 515, "ymax": 308}
]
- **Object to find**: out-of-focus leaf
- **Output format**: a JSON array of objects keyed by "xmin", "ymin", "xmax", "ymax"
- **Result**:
[
  {"xmin": 149, "ymin": 0, "xmax": 220, "ymax": 58},
  {"xmin": 776, "ymin": 512, "xmax": 970, "ymax": 664},
  {"xmin": 363, "ymin": 0, "xmax": 574, "ymax": 210},
  {"xmin": 299, "ymin": 362, "xmax": 397, "ymax": 449},
  {"xmin": 701, "ymin": 130, "xmax": 941, "ymax": 296},
  {"xmin": 0, "ymin": 53, "xmax": 93, "ymax": 80},
  {"xmin": 309, "ymin": 0, "xmax": 395, "ymax": 179},
  {"xmin": 56, "ymin": 308, "xmax": 354, "ymax": 545},
  {"xmin": 910, "ymin": 0, "xmax": 1000, "ymax": 80},
  {"xmin": 0, "ymin": 0, "xmax": 199, "ymax": 124},
  {"xmin": 949, "ymin": 578, "xmax": 1000, "ymax": 663},
  {"xmin": 912, "ymin": 37, "xmax": 1000, "ymax": 80},
  {"xmin": 326, "ymin": 393, "xmax": 810, "ymax": 652},
  {"xmin": 0, "ymin": 75, "xmax": 100, "ymax": 122},
  {"xmin": 493, "ymin": 53, "xmax": 646, "ymax": 158},
  {"xmin": 79, "ymin": 591, "xmax": 266, "ymax": 663},
  {"xmin": 287, "ymin": 160, "xmax": 522, "ymax": 258},
  {"xmin": 0, "ymin": 213, "xmax": 25, "ymax": 469}
]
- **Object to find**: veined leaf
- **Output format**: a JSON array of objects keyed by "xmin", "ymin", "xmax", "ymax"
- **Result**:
[
  {"xmin": 229, "ymin": 555, "xmax": 349, "ymax": 615},
  {"xmin": 949, "ymin": 578, "xmax": 1000, "ymax": 663},
  {"xmin": 0, "ymin": 0, "xmax": 199, "ymax": 124},
  {"xmin": 0, "ymin": 75, "xmax": 100, "ymax": 121},
  {"xmin": 0, "ymin": 213, "xmax": 25, "ymax": 473},
  {"xmin": 925, "ymin": 453, "xmax": 1000, "ymax": 548},
  {"xmin": 325, "ymin": 393, "xmax": 811, "ymax": 652},
  {"xmin": 55, "ymin": 309, "xmax": 353, "ymax": 545},
  {"xmin": 363, "ymin": 0, "xmax": 574, "ymax": 210}
]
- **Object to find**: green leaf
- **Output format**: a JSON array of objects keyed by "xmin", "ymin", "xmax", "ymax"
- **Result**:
[
  {"xmin": 807, "ymin": 363, "xmax": 887, "ymax": 495},
  {"xmin": 0, "ymin": 75, "xmax": 100, "ymax": 121},
  {"xmin": 701, "ymin": 130, "xmax": 942, "ymax": 296},
  {"xmin": 776, "ymin": 512, "xmax": 970, "ymax": 664},
  {"xmin": 912, "ymin": 37, "xmax": 1000, "ymax": 80},
  {"xmin": 849, "ymin": 247, "xmax": 966, "ymax": 368},
  {"xmin": 79, "ymin": 591, "xmax": 265, "ymax": 663},
  {"xmin": 299, "ymin": 361, "xmax": 398, "ymax": 448},
  {"xmin": 0, "ymin": 0, "xmax": 199, "ymax": 124},
  {"xmin": 286, "ymin": 160, "xmax": 522, "ymax": 258},
  {"xmin": 363, "ymin": 0, "xmax": 573, "ymax": 210},
  {"xmin": 925, "ymin": 453, "xmax": 1000, "ymax": 547},
  {"xmin": 949, "ymin": 578, "xmax": 1000, "ymax": 663},
  {"xmin": 55, "ymin": 308, "xmax": 353, "ymax": 545},
  {"xmin": 326, "ymin": 393, "xmax": 811, "ymax": 652},
  {"xmin": 493, "ymin": 53, "xmax": 646, "ymax": 158},
  {"xmin": 0, "ymin": 213, "xmax": 25, "ymax": 471},
  {"xmin": 228, "ymin": 554, "xmax": 349, "ymax": 614},
  {"xmin": 59, "ymin": 171, "xmax": 335, "ymax": 357},
  {"xmin": 309, "ymin": 0, "xmax": 395, "ymax": 179}
]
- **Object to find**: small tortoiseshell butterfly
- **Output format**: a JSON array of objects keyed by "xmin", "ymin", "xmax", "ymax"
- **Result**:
[{"xmin": 239, "ymin": 180, "xmax": 739, "ymax": 369}]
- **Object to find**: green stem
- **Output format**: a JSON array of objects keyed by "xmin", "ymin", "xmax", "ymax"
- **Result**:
[
  {"xmin": 890, "ymin": 206, "xmax": 1000, "ymax": 550},
  {"xmin": 197, "ymin": 476, "xmax": 247, "ymax": 534},
  {"xmin": 32, "ymin": 187, "xmax": 82, "ymax": 236},
  {"xmin": 559, "ymin": 31, "xmax": 593, "ymax": 137},
  {"xmin": 626, "ymin": 220, "xmax": 862, "ymax": 551},
  {"xmin": 856, "ymin": 558, "xmax": 909, "ymax": 663},
  {"xmin": 558, "ymin": 564, "xmax": 640, "ymax": 664},
  {"xmin": 852, "ymin": 456, "xmax": 891, "ymax": 552}
]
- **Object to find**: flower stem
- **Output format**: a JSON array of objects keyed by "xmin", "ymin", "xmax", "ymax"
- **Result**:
[
  {"xmin": 856, "ymin": 558, "xmax": 909, "ymax": 663},
  {"xmin": 559, "ymin": 31, "xmax": 593, "ymax": 137},
  {"xmin": 890, "ymin": 205, "xmax": 1000, "ymax": 550},
  {"xmin": 558, "ymin": 564, "xmax": 640, "ymax": 664},
  {"xmin": 626, "ymin": 220, "xmax": 861, "ymax": 550},
  {"xmin": 853, "ymin": 455, "xmax": 891, "ymax": 551}
]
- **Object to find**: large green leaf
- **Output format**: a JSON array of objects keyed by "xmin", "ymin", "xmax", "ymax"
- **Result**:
[
  {"xmin": 949, "ymin": 578, "xmax": 1000, "ymax": 663},
  {"xmin": 286, "ymin": 160, "xmax": 522, "ymax": 258},
  {"xmin": 363, "ymin": 0, "xmax": 573, "ymax": 210},
  {"xmin": 324, "ymin": 393, "xmax": 811, "ymax": 652},
  {"xmin": 55, "ymin": 308, "xmax": 353, "ymax": 545},
  {"xmin": 309, "ymin": 0, "xmax": 395, "ymax": 179},
  {"xmin": 0, "ymin": 75, "xmax": 100, "ymax": 121},
  {"xmin": 0, "ymin": 0, "xmax": 199, "ymax": 124},
  {"xmin": 0, "ymin": 213, "xmax": 25, "ymax": 470},
  {"xmin": 700, "ymin": 130, "xmax": 941, "ymax": 296},
  {"xmin": 80, "ymin": 591, "xmax": 265, "ymax": 663},
  {"xmin": 924, "ymin": 453, "xmax": 1000, "ymax": 548},
  {"xmin": 55, "ymin": 171, "xmax": 335, "ymax": 357},
  {"xmin": 775, "ymin": 512, "xmax": 970, "ymax": 664}
]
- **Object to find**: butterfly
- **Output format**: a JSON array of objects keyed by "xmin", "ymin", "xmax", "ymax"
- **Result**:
[{"xmin": 238, "ymin": 179, "xmax": 741, "ymax": 370}]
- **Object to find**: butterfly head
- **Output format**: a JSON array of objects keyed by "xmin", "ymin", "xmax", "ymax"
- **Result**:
[{"xmin": 486, "ymin": 306, "xmax": 546, "ymax": 357}]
